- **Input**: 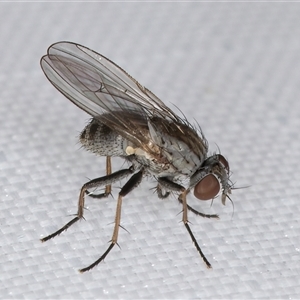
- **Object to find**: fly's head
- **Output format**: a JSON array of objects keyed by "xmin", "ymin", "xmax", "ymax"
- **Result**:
[{"xmin": 190, "ymin": 154, "xmax": 232, "ymax": 205}]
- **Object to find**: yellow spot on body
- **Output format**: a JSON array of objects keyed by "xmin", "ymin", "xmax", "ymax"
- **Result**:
[
  {"xmin": 125, "ymin": 146, "xmax": 152, "ymax": 160},
  {"xmin": 125, "ymin": 146, "xmax": 135, "ymax": 155}
]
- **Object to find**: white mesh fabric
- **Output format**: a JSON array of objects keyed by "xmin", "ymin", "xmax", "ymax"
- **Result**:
[{"xmin": 0, "ymin": 3, "xmax": 299, "ymax": 299}]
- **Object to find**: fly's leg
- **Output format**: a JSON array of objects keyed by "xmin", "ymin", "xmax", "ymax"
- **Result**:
[
  {"xmin": 157, "ymin": 177, "xmax": 212, "ymax": 268},
  {"xmin": 86, "ymin": 156, "xmax": 112, "ymax": 199},
  {"xmin": 79, "ymin": 169, "xmax": 144, "ymax": 273},
  {"xmin": 158, "ymin": 178, "xmax": 219, "ymax": 218},
  {"xmin": 179, "ymin": 191, "xmax": 212, "ymax": 269},
  {"xmin": 40, "ymin": 167, "xmax": 134, "ymax": 242},
  {"xmin": 156, "ymin": 184, "xmax": 170, "ymax": 199},
  {"xmin": 177, "ymin": 196, "xmax": 219, "ymax": 219}
]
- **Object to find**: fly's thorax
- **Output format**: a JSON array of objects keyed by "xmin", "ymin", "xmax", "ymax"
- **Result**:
[
  {"xmin": 79, "ymin": 118, "xmax": 130, "ymax": 156},
  {"xmin": 161, "ymin": 135, "xmax": 206, "ymax": 176},
  {"xmin": 124, "ymin": 144, "xmax": 170, "ymax": 175},
  {"xmin": 148, "ymin": 117, "xmax": 208, "ymax": 176},
  {"xmin": 149, "ymin": 117, "xmax": 208, "ymax": 159},
  {"xmin": 124, "ymin": 140, "xmax": 205, "ymax": 179}
]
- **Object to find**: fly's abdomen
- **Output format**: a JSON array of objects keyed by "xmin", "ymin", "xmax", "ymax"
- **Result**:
[{"xmin": 80, "ymin": 118, "xmax": 128, "ymax": 156}]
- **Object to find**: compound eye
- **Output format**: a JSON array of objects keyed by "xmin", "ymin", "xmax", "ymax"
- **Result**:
[
  {"xmin": 217, "ymin": 154, "xmax": 230, "ymax": 174},
  {"xmin": 194, "ymin": 174, "xmax": 220, "ymax": 200}
]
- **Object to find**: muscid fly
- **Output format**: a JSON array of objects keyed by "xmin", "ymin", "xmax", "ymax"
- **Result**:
[{"xmin": 40, "ymin": 42, "xmax": 233, "ymax": 272}]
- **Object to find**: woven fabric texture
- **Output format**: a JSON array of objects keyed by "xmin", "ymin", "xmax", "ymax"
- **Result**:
[{"xmin": 0, "ymin": 3, "xmax": 299, "ymax": 299}]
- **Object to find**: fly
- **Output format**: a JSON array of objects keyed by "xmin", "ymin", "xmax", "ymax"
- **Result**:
[{"xmin": 40, "ymin": 41, "xmax": 233, "ymax": 272}]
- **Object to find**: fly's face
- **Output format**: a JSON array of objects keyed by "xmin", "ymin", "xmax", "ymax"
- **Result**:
[
  {"xmin": 191, "ymin": 154, "xmax": 231, "ymax": 204},
  {"xmin": 40, "ymin": 41, "xmax": 235, "ymax": 272}
]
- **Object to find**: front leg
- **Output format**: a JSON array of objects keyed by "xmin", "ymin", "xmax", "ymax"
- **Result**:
[
  {"xmin": 157, "ymin": 177, "xmax": 215, "ymax": 268},
  {"xmin": 179, "ymin": 191, "xmax": 212, "ymax": 269},
  {"xmin": 157, "ymin": 177, "xmax": 219, "ymax": 219}
]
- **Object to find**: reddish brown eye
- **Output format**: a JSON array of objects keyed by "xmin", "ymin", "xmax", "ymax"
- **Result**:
[
  {"xmin": 194, "ymin": 174, "xmax": 220, "ymax": 200},
  {"xmin": 217, "ymin": 154, "xmax": 230, "ymax": 174}
]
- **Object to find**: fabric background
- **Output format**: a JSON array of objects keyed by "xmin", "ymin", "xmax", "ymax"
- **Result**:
[{"xmin": 0, "ymin": 2, "xmax": 299, "ymax": 299}]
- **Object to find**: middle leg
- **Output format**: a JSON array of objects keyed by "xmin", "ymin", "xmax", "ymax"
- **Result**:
[{"xmin": 79, "ymin": 168, "xmax": 144, "ymax": 272}]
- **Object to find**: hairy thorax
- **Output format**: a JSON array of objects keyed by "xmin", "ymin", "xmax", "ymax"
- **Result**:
[{"xmin": 80, "ymin": 118, "xmax": 206, "ymax": 180}]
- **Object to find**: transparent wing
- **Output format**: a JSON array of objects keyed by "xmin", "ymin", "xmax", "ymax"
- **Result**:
[
  {"xmin": 40, "ymin": 41, "xmax": 182, "ymax": 149},
  {"xmin": 41, "ymin": 41, "xmax": 207, "ymax": 161}
]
